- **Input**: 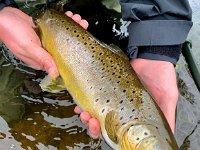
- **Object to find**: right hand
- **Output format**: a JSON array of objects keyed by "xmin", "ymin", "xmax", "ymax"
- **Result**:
[{"xmin": 0, "ymin": 7, "xmax": 59, "ymax": 78}]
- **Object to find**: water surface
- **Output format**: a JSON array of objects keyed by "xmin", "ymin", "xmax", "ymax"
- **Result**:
[{"xmin": 0, "ymin": 1, "xmax": 200, "ymax": 149}]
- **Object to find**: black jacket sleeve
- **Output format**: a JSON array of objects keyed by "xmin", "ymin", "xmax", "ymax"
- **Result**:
[
  {"xmin": 0, "ymin": 0, "xmax": 17, "ymax": 10},
  {"xmin": 120, "ymin": 0, "xmax": 193, "ymax": 64}
]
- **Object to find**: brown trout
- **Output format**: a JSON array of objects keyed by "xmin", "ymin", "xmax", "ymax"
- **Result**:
[{"xmin": 37, "ymin": 9, "xmax": 179, "ymax": 150}]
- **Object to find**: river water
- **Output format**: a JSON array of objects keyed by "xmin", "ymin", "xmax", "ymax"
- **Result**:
[{"xmin": 0, "ymin": 0, "xmax": 200, "ymax": 149}]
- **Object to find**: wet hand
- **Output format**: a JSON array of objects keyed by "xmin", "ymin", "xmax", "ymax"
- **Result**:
[
  {"xmin": 74, "ymin": 106, "xmax": 101, "ymax": 139},
  {"xmin": 0, "ymin": 7, "xmax": 59, "ymax": 78}
]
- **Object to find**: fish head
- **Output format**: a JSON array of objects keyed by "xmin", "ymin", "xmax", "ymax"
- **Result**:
[{"xmin": 118, "ymin": 122, "xmax": 174, "ymax": 150}]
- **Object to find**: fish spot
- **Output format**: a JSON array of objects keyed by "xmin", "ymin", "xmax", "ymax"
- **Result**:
[
  {"xmin": 118, "ymin": 76, "xmax": 121, "ymax": 78},
  {"xmin": 129, "ymin": 115, "xmax": 133, "ymax": 119},
  {"xmin": 110, "ymin": 60, "xmax": 113, "ymax": 63},
  {"xmin": 93, "ymin": 50, "xmax": 96, "ymax": 53},
  {"xmin": 119, "ymin": 100, "xmax": 123, "ymax": 104},
  {"xmin": 77, "ymin": 35, "xmax": 80, "ymax": 37},
  {"xmin": 133, "ymin": 91, "xmax": 136, "ymax": 93},
  {"xmin": 99, "ymin": 88, "xmax": 102, "ymax": 91},
  {"xmin": 120, "ymin": 116, "xmax": 123, "ymax": 120},
  {"xmin": 136, "ymin": 137, "xmax": 140, "ymax": 141},
  {"xmin": 91, "ymin": 46, "xmax": 94, "ymax": 49},
  {"xmin": 95, "ymin": 99, "xmax": 99, "ymax": 102},
  {"xmin": 121, "ymin": 107, "xmax": 124, "ymax": 111},
  {"xmin": 144, "ymin": 132, "xmax": 148, "ymax": 136},
  {"xmin": 130, "ymin": 99, "xmax": 133, "ymax": 102},
  {"xmin": 66, "ymin": 27, "xmax": 69, "ymax": 30},
  {"xmin": 132, "ymin": 109, "xmax": 135, "ymax": 112},
  {"xmin": 122, "ymin": 123, "xmax": 126, "ymax": 125},
  {"xmin": 106, "ymin": 99, "xmax": 110, "ymax": 103},
  {"xmin": 74, "ymin": 30, "xmax": 77, "ymax": 33},
  {"xmin": 90, "ymin": 86, "xmax": 93, "ymax": 89},
  {"xmin": 99, "ymin": 53, "xmax": 103, "ymax": 55},
  {"xmin": 82, "ymin": 37, "xmax": 85, "ymax": 39},
  {"xmin": 123, "ymin": 90, "xmax": 126, "ymax": 93},
  {"xmin": 102, "ymin": 108, "xmax": 105, "ymax": 113},
  {"xmin": 62, "ymin": 20, "xmax": 64, "ymax": 23},
  {"xmin": 126, "ymin": 81, "xmax": 129, "ymax": 84},
  {"xmin": 113, "ymin": 87, "xmax": 117, "ymax": 90},
  {"xmin": 102, "ymin": 68, "xmax": 105, "ymax": 71},
  {"xmin": 117, "ymin": 81, "xmax": 120, "ymax": 84},
  {"xmin": 84, "ymin": 42, "xmax": 87, "ymax": 45},
  {"xmin": 112, "ymin": 73, "xmax": 115, "ymax": 75}
]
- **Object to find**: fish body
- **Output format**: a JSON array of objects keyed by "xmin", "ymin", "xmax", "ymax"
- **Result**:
[{"xmin": 37, "ymin": 9, "xmax": 179, "ymax": 150}]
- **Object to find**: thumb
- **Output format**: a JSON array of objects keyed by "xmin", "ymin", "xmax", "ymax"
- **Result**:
[{"xmin": 23, "ymin": 44, "xmax": 59, "ymax": 79}]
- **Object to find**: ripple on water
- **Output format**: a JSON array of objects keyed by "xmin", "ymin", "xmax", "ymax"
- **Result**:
[{"xmin": 1, "ymin": 1, "xmax": 200, "ymax": 150}]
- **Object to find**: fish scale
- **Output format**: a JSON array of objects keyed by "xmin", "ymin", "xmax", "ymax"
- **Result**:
[{"xmin": 37, "ymin": 9, "xmax": 179, "ymax": 150}]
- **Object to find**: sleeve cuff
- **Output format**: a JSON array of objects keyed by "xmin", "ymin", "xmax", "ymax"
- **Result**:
[
  {"xmin": 127, "ymin": 45, "xmax": 182, "ymax": 64},
  {"xmin": 128, "ymin": 20, "xmax": 193, "ymax": 46}
]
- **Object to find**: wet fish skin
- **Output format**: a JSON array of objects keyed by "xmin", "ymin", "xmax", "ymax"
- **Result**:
[{"xmin": 37, "ymin": 9, "xmax": 179, "ymax": 150}]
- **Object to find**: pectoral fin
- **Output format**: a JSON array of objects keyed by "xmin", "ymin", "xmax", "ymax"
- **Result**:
[
  {"xmin": 105, "ymin": 111, "xmax": 121, "ymax": 144},
  {"xmin": 39, "ymin": 75, "xmax": 66, "ymax": 93}
]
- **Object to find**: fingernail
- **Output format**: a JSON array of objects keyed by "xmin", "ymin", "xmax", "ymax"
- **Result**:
[
  {"xmin": 88, "ymin": 130, "xmax": 99, "ymax": 139},
  {"xmin": 47, "ymin": 67, "xmax": 59, "ymax": 79}
]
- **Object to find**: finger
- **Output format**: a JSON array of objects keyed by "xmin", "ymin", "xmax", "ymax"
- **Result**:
[
  {"xmin": 65, "ymin": 11, "xmax": 73, "ymax": 17},
  {"xmin": 23, "ymin": 44, "xmax": 59, "ymax": 79},
  {"xmin": 71, "ymin": 14, "xmax": 82, "ymax": 23},
  {"xmin": 79, "ymin": 19, "xmax": 89, "ymax": 29},
  {"xmin": 80, "ymin": 112, "xmax": 91, "ymax": 124},
  {"xmin": 88, "ymin": 118, "xmax": 101, "ymax": 139},
  {"xmin": 74, "ymin": 106, "xmax": 82, "ymax": 114}
]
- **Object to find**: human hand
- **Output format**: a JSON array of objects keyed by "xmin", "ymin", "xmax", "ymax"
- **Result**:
[
  {"xmin": 0, "ymin": 7, "xmax": 59, "ymax": 78},
  {"xmin": 130, "ymin": 58, "xmax": 179, "ymax": 133}
]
